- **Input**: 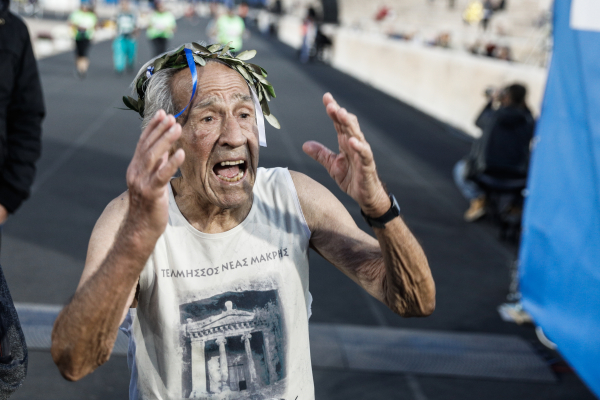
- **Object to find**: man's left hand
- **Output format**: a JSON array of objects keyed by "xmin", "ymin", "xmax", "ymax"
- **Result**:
[{"xmin": 303, "ymin": 93, "xmax": 390, "ymax": 217}]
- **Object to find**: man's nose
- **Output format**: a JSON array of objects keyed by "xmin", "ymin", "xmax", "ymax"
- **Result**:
[{"xmin": 218, "ymin": 114, "xmax": 246, "ymax": 148}]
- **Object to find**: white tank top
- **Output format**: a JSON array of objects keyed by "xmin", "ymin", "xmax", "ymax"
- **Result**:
[{"xmin": 126, "ymin": 167, "xmax": 314, "ymax": 399}]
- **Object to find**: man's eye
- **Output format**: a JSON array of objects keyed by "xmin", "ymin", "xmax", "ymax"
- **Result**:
[
  {"xmin": 240, "ymin": 113, "xmax": 249, "ymax": 119},
  {"xmin": 203, "ymin": 116, "xmax": 213, "ymax": 122}
]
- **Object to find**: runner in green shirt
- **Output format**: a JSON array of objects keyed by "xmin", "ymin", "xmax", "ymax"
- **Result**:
[
  {"xmin": 68, "ymin": 4, "xmax": 98, "ymax": 78},
  {"xmin": 146, "ymin": 1, "xmax": 176, "ymax": 56},
  {"xmin": 216, "ymin": 3, "xmax": 246, "ymax": 52}
]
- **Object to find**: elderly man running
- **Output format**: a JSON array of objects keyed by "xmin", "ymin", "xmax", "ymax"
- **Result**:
[{"xmin": 51, "ymin": 43, "xmax": 435, "ymax": 399}]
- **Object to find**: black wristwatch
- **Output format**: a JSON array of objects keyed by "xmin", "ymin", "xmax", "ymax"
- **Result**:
[{"xmin": 361, "ymin": 194, "xmax": 401, "ymax": 229}]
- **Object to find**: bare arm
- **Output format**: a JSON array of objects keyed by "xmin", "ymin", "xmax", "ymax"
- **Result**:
[
  {"xmin": 51, "ymin": 111, "xmax": 185, "ymax": 381},
  {"xmin": 299, "ymin": 93, "xmax": 435, "ymax": 317}
]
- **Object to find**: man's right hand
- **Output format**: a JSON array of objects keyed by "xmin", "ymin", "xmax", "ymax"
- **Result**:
[
  {"xmin": 125, "ymin": 110, "xmax": 185, "ymax": 242},
  {"xmin": 51, "ymin": 111, "xmax": 184, "ymax": 381}
]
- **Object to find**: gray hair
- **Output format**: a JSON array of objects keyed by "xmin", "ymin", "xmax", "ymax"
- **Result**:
[
  {"xmin": 131, "ymin": 45, "xmax": 240, "ymax": 130},
  {"xmin": 132, "ymin": 58, "xmax": 179, "ymax": 130}
]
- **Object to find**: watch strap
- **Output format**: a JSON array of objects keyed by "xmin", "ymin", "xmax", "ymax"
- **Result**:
[{"xmin": 361, "ymin": 194, "xmax": 401, "ymax": 229}]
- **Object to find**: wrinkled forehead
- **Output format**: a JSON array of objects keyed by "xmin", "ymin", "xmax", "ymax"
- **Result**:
[{"xmin": 171, "ymin": 62, "xmax": 251, "ymax": 108}]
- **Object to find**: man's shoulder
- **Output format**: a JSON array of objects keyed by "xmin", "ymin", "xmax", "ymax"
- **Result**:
[
  {"xmin": 288, "ymin": 170, "xmax": 312, "ymax": 189},
  {"xmin": 6, "ymin": 11, "xmax": 27, "ymax": 28},
  {"xmin": 257, "ymin": 168, "xmax": 311, "ymax": 185},
  {"xmin": 288, "ymin": 170, "xmax": 333, "ymax": 212},
  {"xmin": 258, "ymin": 168, "xmax": 334, "ymax": 205},
  {"xmin": 101, "ymin": 191, "xmax": 129, "ymax": 223},
  {"xmin": 0, "ymin": 13, "xmax": 30, "ymax": 56},
  {"xmin": 5, "ymin": 12, "xmax": 29, "ymax": 37}
]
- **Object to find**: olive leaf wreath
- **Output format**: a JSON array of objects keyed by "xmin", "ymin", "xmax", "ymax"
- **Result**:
[{"xmin": 122, "ymin": 42, "xmax": 280, "ymax": 129}]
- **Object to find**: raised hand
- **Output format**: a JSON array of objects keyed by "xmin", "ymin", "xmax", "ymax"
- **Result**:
[
  {"xmin": 303, "ymin": 93, "xmax": 390, "ymax": 217},
  {"xmin": 125, "ymin": 110, "xmax": 185, "ymax": 238}
]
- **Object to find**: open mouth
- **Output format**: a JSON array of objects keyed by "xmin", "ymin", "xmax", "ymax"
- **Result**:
[{"xmin": 213, "ymin": 160, "xmax": 247, "ymax": 183}]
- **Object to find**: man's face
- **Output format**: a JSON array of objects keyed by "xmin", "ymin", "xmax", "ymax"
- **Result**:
[{"xmin": 172, "ymin": 62, "xmax": 259, "ymax": 210}]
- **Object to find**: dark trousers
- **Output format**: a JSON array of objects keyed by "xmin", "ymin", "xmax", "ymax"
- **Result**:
[
  {"xmin": 151, "ymin": 37, "xmax": 168, "ymax": 57},
  {"xmin": 75, "ymin": 38, "xmax": 91, "ymax": 57}
]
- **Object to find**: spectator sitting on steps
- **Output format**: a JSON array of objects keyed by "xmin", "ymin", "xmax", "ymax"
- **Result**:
[{"xmin": 454, "ymin": 84, "xmax": 535, "ymax": 222}]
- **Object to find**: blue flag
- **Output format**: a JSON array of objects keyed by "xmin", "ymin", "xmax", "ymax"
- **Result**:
[{"xmin": 519, "ymin": 0, "xmax": 600, "ymax": 397}]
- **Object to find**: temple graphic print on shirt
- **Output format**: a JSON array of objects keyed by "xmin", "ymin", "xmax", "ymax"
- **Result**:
[{"xmin": 179, "ymin": 289, "xmax": 287, "ymax": 399}]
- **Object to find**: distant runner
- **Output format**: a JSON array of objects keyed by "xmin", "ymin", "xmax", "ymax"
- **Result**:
[
  {"xmin": 68, "ymin": 3, "xmax": 97, "ymax": 78},
  {"xmin": 146, "ymin": 0, "xmax": 176, "ymax": 56},
  {"xmin": 113, "ymin": 0, "xmax": 138, "ymax": 74},
  {"xmin": 216, "ymin": 1, "xmax": 245, "ymax": 51}
]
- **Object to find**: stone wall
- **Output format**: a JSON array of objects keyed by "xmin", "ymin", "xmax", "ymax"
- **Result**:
[
  {"xmin": 330, "ymin": 29, "xmax": 547, "ymax": 137},
  {"xmin": 277, "ymin": 19, "xmax": 547, "ymax": 137}
]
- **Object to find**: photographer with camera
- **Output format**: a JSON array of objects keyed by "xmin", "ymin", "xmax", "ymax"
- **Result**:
[{"xmin": 454, "ymin": 84, "xmax": 535, "ymax": 222}]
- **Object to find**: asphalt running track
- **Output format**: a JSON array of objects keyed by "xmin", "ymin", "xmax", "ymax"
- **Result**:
[{"xmin": 1, "ymin": 16, "xmax": 595, "ymax": 400}]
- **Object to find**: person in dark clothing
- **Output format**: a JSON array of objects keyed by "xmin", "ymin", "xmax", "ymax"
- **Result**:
[
  {"xmin": 0, "ymin": 0, "xmax": 44, "ymax": 227},
  {"xmin": 0, "ymin": 0, "xmax": 44, "ymax": 394},
  {"xmin": 481, "ymin": 0, "xmax": 494, "ymax": 30},
  {"xmin": 454, "ymin": 84, "xmax": 535, "ymax": 221}
]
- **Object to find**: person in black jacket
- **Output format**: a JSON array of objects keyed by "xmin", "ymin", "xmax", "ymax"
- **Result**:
[
  {"xmin": 0, "ymin": 2, "xmax": 43, "ymax": 394},
  {"xmin": 0, "ymin": 0, "xmax": 45, "ymax": 234},
  {"xmin": 454, "ymin": 84, "xmax": 535, "ymax": 221},
  {"xmin": 0, "ymin": 2, "xmax": 45, "ymax": 392}
]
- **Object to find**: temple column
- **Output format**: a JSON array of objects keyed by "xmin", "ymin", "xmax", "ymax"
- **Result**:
[
  {"xmin": 262, "ymin": 331, "xmax": 277, "ymax": 384},
  {"xmin": 190, "ymin": 338, "xmax": 207, "ymax": 396},
  {"xmin": 242, "ymin": 333, "xmax": 258, "ymax": 390},
  {"xmin": 215, "ymin": 336, "xmax": 230, "ymax": 392}
]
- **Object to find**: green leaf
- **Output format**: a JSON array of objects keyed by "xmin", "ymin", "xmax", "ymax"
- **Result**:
[
  {"xmin": 167, "ymin": 45, "xmax": 184, "ymax": 57},
  {"xmin": 256, "ymin": 82, "xmax": 271, "ymax": 101},
  {"xmin": 191, "ymin": 42, "xmax": 210, "ymax": 53},
  {"xmin": 222, "ymin": 56, "xmax": 243, "ymax": 64},
  {"xmin": 236, "ymin": 50, "xmax": 256, "ymax": 61},
  {"xmin": 258, "ymin": 83, "xmax": 271, "ymax": 101},
  {"xmin": 246, "ymin": 63, "xmax": 262, "ymax": 74},
  {"xmin": 265, "ymin": 113, "xmax": 280, "ymax": 129},
  {"xmin": 154, "ymin": 57, "xmax": 166, "ymax": 70},
  {"xmin": 193, "ymin": 55, "xmax": 206, "ymax": 66},
  {"xmin": 259, "ymin": 66, "xmax": 268, "ymax": 77},
  {"xmin": 260, "ymin": 96, "xmax": 270, "ymax": 115},
  {"xmin": 136, "ymin": 84, "xmax": 145, "ymax": 99},
  {"xmin": 263, "ymin": 83, "xmax": 276, "ymax": 98},
  {"xmin": 236, "ymin": 65, "xmax": 252, "ymax": 82},
  {"xmin": 208, "ymin": 43, "xmax": 221, "ymax": 53},
  {"xmin": 122, "ymin": 96, "xmax": 138, "ymax": 111},
  {"xmin": 221, "ymin": 41, "xmax": 232, "ymax": 55},
  {"xmin": 251, "ymin": 71, "xmax": 269, "ymax": 85}
]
